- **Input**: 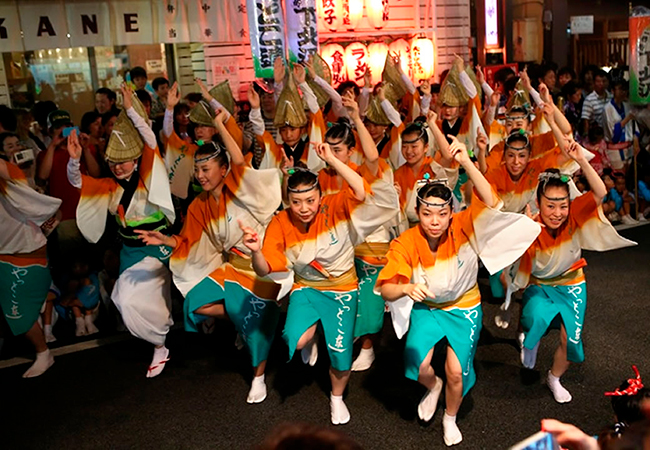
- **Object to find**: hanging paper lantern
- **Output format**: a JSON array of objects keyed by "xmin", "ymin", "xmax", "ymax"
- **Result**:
[
  {"xmin": 367, "ymin": 0, "xmax": 389, "ymax": 30},
  {"xmin": 321, "ymin": 43, "xmax": 347, "ymax": 88},
  {"xmin": 389, "ymin": 38, "xmax": 412, "ymax": 79},
  {"xmin": 410, "ymin": 37, "xmax": 435, "ymax": 81},
  {"xmin": 345, "ymin": 42, "xmax": 369, "ymax": 87},
  {"xmin": 367, "ymin": 42, "xmax": 389, "ymax": 86},
  {"xmin": 317, "ymin": 0, "xmax": 344, "ymax": 32},
  {"xmin": 343, "ymin": 0, "xmax": 364, "ymax": 31}
]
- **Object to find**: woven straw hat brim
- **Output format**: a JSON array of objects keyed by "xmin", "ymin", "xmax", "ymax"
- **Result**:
[
  {"xmin": 438, "ymin": 65, "xmax": 467, "ymax": 107},
  {"xmin": 105, "ymin": 111, "xmax": 143, "ymax": 163},
  {"xmin": 130, "ymin": 91, "xmax": 148, "ymax": 119},
  {"xmin": 189, "ymin": 101, "xmax": 216, "ymax": 127},
  {"xmin": 506, "ymin": 79, "xmax": 532, "ymax": 112},
  {"xmin": 382, "ymin": 54, "xmax": 407, "ymax": 103},
  {"xmin": 307, "ymin": 79, "xmax": 330, "ymax": 108},
  {"xmin": 208, "ymin": 80, "xmax": 236, "ymax": 116},
  {"xmin": 312, "ymin": 53, "xmax": 332, "ymax": 85},
  {"xmin": 365, "ymin": 96, "xmax": 392, "ymax": 126},
  {"xmin": 274, "ymin": 73, "xmax": 308, "ymax": 128}
]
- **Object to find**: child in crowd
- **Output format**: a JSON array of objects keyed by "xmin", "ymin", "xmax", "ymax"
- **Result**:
[
  {"xmin": 55, "ymin": 259, "xmax": 101, "ymax": 337},
  {"xmin": 582, "ymin": 125, "xmax": 610, "ymax": 176},
  {"xmin": 602, "ymin": 171, "xmax": 638, "ymax": 224}
]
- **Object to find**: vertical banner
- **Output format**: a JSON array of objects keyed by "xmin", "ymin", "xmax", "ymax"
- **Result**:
[
  {"xmin": 157, "ymin": 0, "xmax": 190, "ymax": 43},
  {"xmin": 111, "ymin": 0, "xmax": 154, "ymax": 45},
  {"xmin": 66, "ymin": 1, "xmax": 111, "ymax": 47},
  {"xmin": 287, "ymin": 0, "xmax": 319, "ymax": 64},
  {"xmin": 19, "ymin": 0, "xmax": 70, "ymax": 50},
  {"xmin": 246, "ymin": 0, "xmax": 285, "ymax": 78},
  {"xmin": 0, "ymin": 1, "xmax": 24, "ymax": 52},
  {"xmin": 630, "ymin": 7, "xmax": 650, "ymax": 105},
  {"xmin": 187, "ymin": 0, "xmax": 229, "ymax": 42}
]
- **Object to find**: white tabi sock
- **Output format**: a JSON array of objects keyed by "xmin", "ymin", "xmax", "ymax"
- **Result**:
[
  {"xmin": 330, "ymin": 393, "xmax": 350, "ymax": 425},
  {"xmin": 417, "ymin": 376, "xmax": 443, "ymax": 422},
  {"xmin": 146, "ymin": 346, "xmax": 170, "ymax": 378},
  {"xmin": 519, "ymin": 333, "xmax": 539, "ymax": 369},
  {"xmin": 84, "ymin": 315, "xmax": 99, "ymax": 335},
  {"xmin": 75, "ymin": 317, "xmax": 87, "ymax": 337},
  {"xmin": 44, "ymin": 324, "xmax": 57, "ymax": 343},
  {"xmin": 247, "ymin": 374, "xmax": 267, "ymax": 404},
  {"xmin": 22, "ymin": 349, "xmax": 54, "ymax": 378},
  {"xmin": 442, "ymin": 411, "xmax": 463, "ymax": 446},
  {"xmin": 300, "ymin": 335, "xmax": 318, "ymax": 366},
  {"xmin": 351, "ymin": 346, "xmax": 375, "ymax": 372},
  {"xmin": 547, "ymin": 371, "xmax": 572, "ymax": 403}
]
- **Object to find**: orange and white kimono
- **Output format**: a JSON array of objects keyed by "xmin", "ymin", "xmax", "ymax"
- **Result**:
[
  {"xmin": 511, "ymin": 191, "xmax": 635, "ymax": 365},
  {"xmin": 261, "ymin": 171, "xmax": 398, "ymax": 371},
  {"xmin": 0, "ymin": 162, "xmax": 61, "ymax": 336},
  {"xmin": 393, "ymin": 155, "xmax": 460, "ymax": 229},
  {"xmin": 170, "ymin": 163, "xmax": 283, "ymax": 365},
  {"xmin": 375, "ymin": 193, "xmax": 541, "ymax": 395},
  {"xmin": 484, "ymin": 131, "xmax": 557, "ymax": 173}
]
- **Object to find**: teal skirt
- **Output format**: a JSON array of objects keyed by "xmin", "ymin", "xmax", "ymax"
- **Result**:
[
  {"xmin": 404, "ymin": 303, "xmax": 483, "ymax": 397},
  {"xmin": 521, "ymin": 282, "xmax": 587, "ymax": 364},
  {"xmin": 489, "ymin": 269, "xmax": 505, "ymax": 299},
  {"xmin": 0, "ymin": 259, "xmax": 51, "ymax": 336},
  {"xmin": 283, "ymin": 287, "xmax": 358, "ymax": 372},
  {"xmin": 185, "ymin": 277, "xmax": 280, "ymax": 367},
  {"xmin": 353, "ymin": 258, "xmax": 386, "ymax": 337},
  {"xmin": 119, "ymin": 244, "xmax": 172, "ymax": 274}
]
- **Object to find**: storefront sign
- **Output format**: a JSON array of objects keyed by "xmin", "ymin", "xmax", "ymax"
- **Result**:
[
  {"xmin": 0, "ymin": 1, "xmax": 24, "ymax": 52},
  {"xmin": 630, "ymin": 9, "xmax": 650, "ymax": 104},
  {"xmin": 146, "ymin": 59, "xmax": 164, "ymax": 73},
  {"xmin": 570, "ymin": 15, "xmax": 594, "ymax": 35},
  {"xmin": 287, "ymin": 0, "xmax": 319, "ymax": 64},
  {"xmin": 157, "ymin": 0, "xmax": 190, "ymax": 43},
  {"xmin": 111, "ymin": 0, "xmax": 154, "ymax": 45},
  {"xmin": 65, "ymin": 1, "xmax": 112, "ymax": 47},
  {"xmin": 211, "ymin": 58, "xmax": 241, "ymax": 96},
  {"xmin": 246, "ymin": 0, "xmax": 285, "ymax": 78},
  {"xmin": 19, "ymin": 1, "xmax": 70, "ymax": 51}
]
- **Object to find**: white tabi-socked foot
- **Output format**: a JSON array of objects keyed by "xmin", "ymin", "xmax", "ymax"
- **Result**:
[
  {"xmin": 247, "ymin": 375, "xmax": 267, "ymax": 404},
  {"xmin": 330, "ymin": 393, "xmax": 350, "ymax": 425},
  {"xmin": 300, "ymin": 335, "xmax": 318, "ymax": 366},
  {"xmin": 547, "ymin": 371, "xmax": 572, "ymax": 403},
  {"xmin": 146, "ymin": 346, "xmax": 170, "ymax": 378},
  {"xmin": 351, "ymin": 346, "xmax": 375, "ymax": 372},
  {"xmin": 75, "ymin": 317, "xmax": 87, "ymax": 337},
  {"xmin": 494, "ymin": 302, "xmax": 511, "ymax": 329},
  {"xmin": 442, "ymin": 411, "xmax": 463, "ymax": 446},
  {"xmin": 519, "ymin": 333, "xmax": 539, "ymax": 369},
  {"xmin": 22, "ymin": 349, "xmax": 55, "ymax": 378},
  {"xmin": 44, "ymin": 325, "xmax": 57, "ymax": 343},
  {"xmin": 84, "ymin": 315, "xmax": 99, "ymax": 335},
  {"xmin": 417, "ymin": 376, "xmax": 443, "ymax": 422}
]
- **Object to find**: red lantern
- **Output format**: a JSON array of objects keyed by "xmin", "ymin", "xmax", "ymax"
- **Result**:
[
  {"xmin": 367, "ymin": 0, "xmax": 389, "ymax": 30},
  {"xmin": 321, "ymin": 43, "xmax": 347, "ymax": 87},
  {"xmin": 411, "ymin": 37, "xmax": 435, "ymax": 81},
  {"xmin": 345, "ymin": 42, "xmax": 369, "ymax": 87},
  {"xmin": 389, "ymin": 38, "xmax": 412, "ymax": 79},
  {"xmin": 367, "ymin": 42, "xmax": 389, "ymax": 86},
  {"xmin": 318, "ymin": 0, "xmax": 344, "ymax": 32}
]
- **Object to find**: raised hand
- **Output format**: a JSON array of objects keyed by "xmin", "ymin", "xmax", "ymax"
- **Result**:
[
  {"xmin": 67, "ymin": 128, "xmax": 82, "ymax": 159},
  {"xmin": 280, "ymin": 148, "xmax": 294, "ymax": 176},
  {"xmin": 420, "ymin": 79, "xmax": 431, "ymax": 96},
  {"xmin": 540, "ymin": 419, "xmax": 599, "ymax": 450},
  {"xmin": 376, "ymin": 84, "xmax": 386, "ymax": 102},
  {"xmin": 542, "ymin": 101, "xmax": 555, "ymax": 122},
  {"xmin": 305, "ymin": 56, "xmax": 316, "ymax": 79},
  {"xmin": 391, "ymin": 52, "xmax": 403, "ymax": 73},
  {"xmin": 315, "ymin": 142, "xmax": 334, "ymax": 164},
  {"xmin": 426, "ymin": 110, "xmax": 438, "ymax": 126},
  {"xmin": 476, "ymin": 127, "xmax": 488, "ymax": 153},
  {"xmin": 134, "ymin": 230, "xmax": 170, "ymax": 247},
  {"xmin": 195, "ymin": 77, "xmax": 211, "ymax": 99},
  {"xmin": 403, "ymin": 283, "xmax": 435, "ymax": 302},
  {"xmin": 520, "ymin": 68, "xmax": 532, "ymax": 91},
  {"xmin": 120, "ymin": 83, "xmax": 133, "ymax": 110},
  {"xmin": 364, "ymin": 68, "xmax": 372, "ymax": 88},
  {"xmin": 476, "ymin": 65, "xmax": 485, "ymax": 85},
  {"xmin": 167, "ymin": 81, "xmax": 181, "ymax": 109},
  {"xmin": 524, "ymin": 204, "xmax": 543, "ymax": 226},
  {"xmin": 538, "ymin": 82, "xmax": 551, "ymax": 103},
  {"xmin": 248, "ymin": 84, "xmax": 260, "ymax": 109},
  {"xmin": 565, "ymin": 140, "xmax": 585, "ymax": 163},
  {"xmin": 490, "ymin": 91, "xmax": 500, "ymax": 107},
  {"xmin": 274, "ymin": 57, "xmax": 285, "ymax": 85},
  {"xmin": 342, "ymin": 91, "xmax": 360, "ymax": 120},
  {"xmin": 238, "ymin": 220, "xmax": 261, "ymax": 253},
  {"xmin": 214, "ymin": 109, "xmax": 228, "ymax": 126},
  {"xmin": 447, "ymin": 135, "xmax": 470, "ymax": 165},
  {"xmin": 453, "ymin": 53, "xmax": 464, "ymax": 71}
]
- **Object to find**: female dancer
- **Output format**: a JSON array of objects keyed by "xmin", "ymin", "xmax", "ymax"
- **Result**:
[
  {"xmin": 377, "ymin": 136, "xmax": 540, "ymax": 446},
  {"xmin": 137, "ymin": 120, "xmax": 283, "ymax": 404},
  {"xmin": 67, "ymin": 85, "xmax": 176, "ymax": 377},
  {"xmin": 511, "ymin": 139, "xmax": 635, "ymax": 403},
  {"xmin": 241, "ymin": 143, "xmax": 398, "ymax": 425},
  {"xmin": 0, "ymin": 158, "xmax": 61, "ymax": 377}
]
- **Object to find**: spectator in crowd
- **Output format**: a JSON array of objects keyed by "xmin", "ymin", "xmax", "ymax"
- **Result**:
[
  {"xmin": 562, "ymin": 81, "xmax": 584, "ymax": 136},
  {"xmin": 557, "ymin": 67, "xmax": 576, "ymax": 89},
  {"xmin": 150, "ymin": 77, "xmax": 170, "ymax": 120},
  {"xmin": 184, "ymin": 92, "xmax": 203, "ymax": 110},
  {"xmin": 537, "ymin": 64, "xmax": 558, "ymax": 99},
  {"xmin": 80, "ymin": 111, "xmax": 105, "ymax": 159},
  {"xmin": 14, "ymin": 109, "xmax": 43, "ymax": 157},
  {"xmin": 1, "ymin": 132, "xmax": 38, "ymax": 188},
  {"xmin": 581, "ymin": 70, "xmax": 612, "ymax": 136},
  {"xmin": 580, "ymin": 64, "xmax": 600, "ymax": 96},
  {"xmin": 130, "ymin": 66, "xmax": 149, "ymax": 91},
  {"xmin": 582, "ymin": 125, "xmax": 610, "ymax": 176},
  {"xmin": 135, "ymin": 89, "xmax": 153, "ymax": 118},
  {"xmin": 30, "ymin": 100, "xmax": 58, "ymax": 150},
  {"xmin": 95, "ymin": 88, "xmax": 119, "ymax": 118},
  {"xmin": 603, "ymin": 79, "xmax": 636, "ymax": 171}
]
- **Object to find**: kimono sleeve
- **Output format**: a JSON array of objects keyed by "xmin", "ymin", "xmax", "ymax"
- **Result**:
[
  {"xmin": 77, "ymin": 175, "xmax": 118, "ymax": 243},
  {"xmin": 0, "ymin": 163, "xmax": 61, "ymax": 226},
  {"xmin": 457, "ymin": 190, "xmax": 541, "ymax": 275},
  {"xmin": 257, "ymin": 132, "xmax": 283, "ymax": 170},
  {"xmin": 224, "ymin": 164, "xmax": 282, "ymax": 224},
  {"xmin": 261, "ymin": 215, "xmax": 290, "ymax": 273},
  {"xmin": 375, "ymin": 237, "xmax": 414, "ymax": 288}
]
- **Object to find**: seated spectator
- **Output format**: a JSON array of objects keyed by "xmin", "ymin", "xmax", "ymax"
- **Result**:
[
  {"xmin": 602, "ymin": 171, "xmax": 638, "ymax": 225},
  {"xmin": 54, "ymin": 259, "xmax": 101, "ymax": 338},
  {"xmin": 95, "ymin": 88, "xmax": 120, "ymax": 118},
  {"xmin": 604, "ymin": 80, "xmax": 636, "ymax": 171},
  {"xmin": 150, "ymin": 77, "xmax": 170, "ymax": 120}
]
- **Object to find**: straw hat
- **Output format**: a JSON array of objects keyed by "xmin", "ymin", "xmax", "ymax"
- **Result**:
[
  {"xmin": 506, "ymin": 78, "xmax": 532, "ymax": 114},
  {"xmin": 365, "ymin": 96, "xmax": 392, "ymax": 126},
  {"xmin": 130, "ymin": 89, "xmax": 148, "ymax": 120},
  {"xmin": 307, "ymin": 53, "xmax": 333, "ymax": 108},
  {"xmin": 189, "ymin": 100, "xmax": 216, "ymax": 127},
  {"xmin": 105, "ymin": 110, "xmax": 143, "ymax": 163},
  {"xmin": 382, "ymin": 54, "xmax": 407, "ymax": 104},
  {"xmin": 274, "ymin": 72, "xmax": 308, "ymax": 128},
  {"xmin": 438, "ymin": 64, "xmax": 467, "ymax": 107},
  {"xmin": 209, "ymin": 80, "xmax": 236, "ymax": 116}
]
